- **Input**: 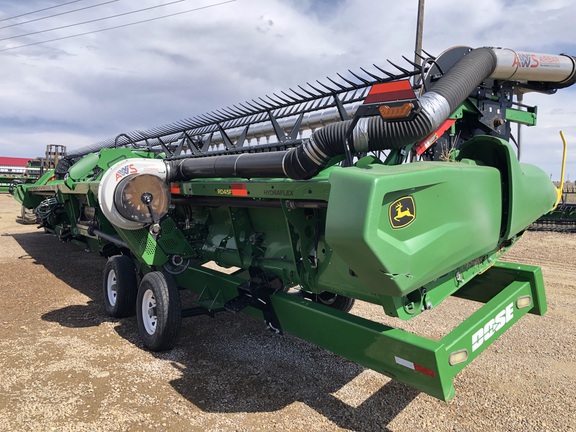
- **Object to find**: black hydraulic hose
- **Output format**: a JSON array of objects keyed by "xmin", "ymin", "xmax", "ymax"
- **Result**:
[
  {"xmin": 170, "ymin": 151, "xmax": 288, "ymax": 180},
  {"xmin": 171, "ymin": 195, "xmax": 327, "ymax": 209},
  {"xmin": 167, "ymin": 47, "xmax": 499, "ymax": 181},
  {"xmin": 429, "ymin": 47, "xmax": 497, "ymax": 113},
  {"xmin": 282, "ymin": 47, "xmax": 498, "ymax": 179}
]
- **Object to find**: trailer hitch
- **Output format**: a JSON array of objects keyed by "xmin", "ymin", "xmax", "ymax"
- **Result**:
[{"xmin": 224, "ymin": 269, "xmax": 284, "ymax": 334}]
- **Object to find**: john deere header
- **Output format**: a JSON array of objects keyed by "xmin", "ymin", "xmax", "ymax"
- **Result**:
[{"xmin": 13, "ymin": 46, "xmax": 575, "ymax": 400}]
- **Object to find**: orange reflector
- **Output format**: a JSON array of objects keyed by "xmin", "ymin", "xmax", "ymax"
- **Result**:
[
  {"xmin": 231, "ymin": 183, "xmax": 248, "ymax": 196},
  {"xmin": 516, "ymin": 295, "xmax": 532, "ymax": 309},
  {"xmin": 170, "ymin": 183, "xmax": 181, "ymax": 194},
  {"xmin": 379, "ymin": 102, "xmax": 414, "ymax": 120}
]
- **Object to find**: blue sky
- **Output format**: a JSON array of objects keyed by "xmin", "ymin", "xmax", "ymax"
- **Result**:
[{"xmin": 0, "ymin": 0, "xmax": 575, "ymax": 179}]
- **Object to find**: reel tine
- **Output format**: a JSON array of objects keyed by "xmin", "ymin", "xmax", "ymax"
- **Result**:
[
  {"xmin": 336, "ymin": 72, "xmax": 359, "ymax": 88},
  {"xmin": 316, "ymin": 79, "xmax": 337, "ymax": 93},
  {"xmin": 373, "ymin": 63, "xmax": 397, "ymax": 79},
  {"xmin": 348, "ymin": 69, "xmax": 371, "ymax": 85},
  {"xmin": 421, "ymin": 48, "xmax": 436, "ymax": 59},
  {"xmin": 297, "ymin": 84, "xmax": 317, "ymax": 98},
  {"xmin": 288, "ymin": 87, "xmax": 307, "ymax": 99},
  {"xmin": 259, "ymin": 96, "xmax": 278, "ymax": 109},
  {"xmin": 280, "ymin": 90, "xmax": 300, "ymax": 102},
  {"xmin": 359, "ymin": 66, "xmax": 383, "ymax": 82},
  {"xmin": 273, "ymin": 92, "xmax": 292, "ymax": 104},
  {"xmin": 387, "ymin": 59, "xmax": 411, "ymax": 75},
  {"xmin": 326, "ymin": 76, "xmax": 348, "ymax": 91},
  {"xmin": 402, "ymin": 55, "xmax": 422, "ymax": 69},
  {"xmin": 306, "ymin": 81, "xmax": 329, "ymax": 96}
]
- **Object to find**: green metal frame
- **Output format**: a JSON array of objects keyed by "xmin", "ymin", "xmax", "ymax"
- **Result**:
[
  {"xmin": 10, "ymin": 92, "xmax": 553, "ymax": 402},
  {"xmin": 167, "ymin": 260, "xmax": 545, "ymax": 401}
]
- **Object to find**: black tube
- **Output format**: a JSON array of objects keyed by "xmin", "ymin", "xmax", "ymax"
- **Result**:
[
  {"xmin": 429, "ymin": 47, "xmax": 497, "ymax": 113},
  {"xmin": 282, "ymin": 47, "xmax": 498, "ymax": 179},
  {"xmin": 167, "ymin": 48, "xmax": 499, "ymax": 181},
  {"xmin": 170, "ymin": 152, "xmax": 288, "ymax": 180},
  {"xmin": 87, "ymin": 226, "xmax": 129, "ymax": 249},
  {"xmin": 171, "ymin": 196, "xmax": 327, "ymax": 209}
]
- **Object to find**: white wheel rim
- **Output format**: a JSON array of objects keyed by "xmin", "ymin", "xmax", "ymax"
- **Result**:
[
  {"xmin": 106, "ymin": 269, "xmax": 118, "ymax": 306},
  {"xmin": 141, "ymin": 289, "xmax": 157, "ymax": 335}
]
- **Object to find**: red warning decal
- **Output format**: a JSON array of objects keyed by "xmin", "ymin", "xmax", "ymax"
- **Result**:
[
  {"xmin": 414, "ymin": 119, "xmax": 456, "ymax": 155},
  {"xmin": 395, "ymin": 356, "xmax": 435, "ymax": 377},
  {"xmin": 364, "ymin": 80, "xmax": 416, "ymax": 104}
]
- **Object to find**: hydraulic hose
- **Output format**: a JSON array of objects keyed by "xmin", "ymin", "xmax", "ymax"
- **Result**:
[
  {"xmin": 166, "ymin": 47, "xmax": 574, "ymax": 181},
  {"xmin": 283, "ymin": 47, "xmax": 497, "ymax": 179}
]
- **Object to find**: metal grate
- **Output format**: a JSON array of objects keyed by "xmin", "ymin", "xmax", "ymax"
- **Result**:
[{"xmin": 529, "ymin": 203, "xmax": 576, "ymax": 233}]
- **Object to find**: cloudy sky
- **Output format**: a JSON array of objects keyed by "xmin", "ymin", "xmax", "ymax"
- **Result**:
[{"xmin": 0, "ymin": 0, "xmax": 575, "ymax": 178}]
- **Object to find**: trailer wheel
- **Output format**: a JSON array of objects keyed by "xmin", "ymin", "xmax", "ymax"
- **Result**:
[
  {"xmin": 136, "ymin": 272, "xmax": 182, "ymax": 351},
  {"xmin": 103, "ymin": 255, "xmax": 138, "ymax": 318},
  {"xmin": 314, "ymin": 292, "xmax": 355, "ymax": 313}
]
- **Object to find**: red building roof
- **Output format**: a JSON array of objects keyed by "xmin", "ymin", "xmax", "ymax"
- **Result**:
[{"xmin": 0, "ymin": 156, "xmax": 33, "ymax": 167}]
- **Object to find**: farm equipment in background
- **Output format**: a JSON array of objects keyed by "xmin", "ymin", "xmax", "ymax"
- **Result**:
[
  {"xmin": 531, "ymin": 168, "xmax": 576, "ymax": 231},
  {"xmin": 7, "ymin": 145, "xmax": 67, "ymax": 223},
  {"xmin": 530, "ymin": 133, "xmax": 576, "ymax": 232},
  {"xmin": 0, "ymin": 157, "xmax": 42, "ymax": 193},
  {"xmin": 531, "ymin": 202, "xmax": 576, "ymax": 232},
  {"xmin": 12, "ymin": 46, "xmax": 576, "ymax": 401},
  {"xmin": 3, "ymin": 145, "xmax": 66, "ymax": 193}
]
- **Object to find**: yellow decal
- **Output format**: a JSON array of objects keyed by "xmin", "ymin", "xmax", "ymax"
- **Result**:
[
  {"xmin": 389, "ymin": 196, "xmax": 415, "ymax": 229},
  {"xmin": 216, "ymin": 188, "xmax": 232, "ymax": 195}
]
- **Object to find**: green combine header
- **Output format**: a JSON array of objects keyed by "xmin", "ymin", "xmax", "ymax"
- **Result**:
[
  {"xmin": 12, "ymin": 46, "xmax": 576, "ymax": 400},
  {"xmin": 0, "ymin": 157, "xmax": 41, "ymax": 193}
]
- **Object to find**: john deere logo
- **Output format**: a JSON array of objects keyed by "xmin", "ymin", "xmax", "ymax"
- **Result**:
[{"xmin": 389, "ymin": 196, "xmax": 415, "ymax": 229}]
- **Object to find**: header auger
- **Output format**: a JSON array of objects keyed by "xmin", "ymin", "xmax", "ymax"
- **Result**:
[{"xmin": 13, "ymin": 46, "xmax": 576, "ymax": 401}]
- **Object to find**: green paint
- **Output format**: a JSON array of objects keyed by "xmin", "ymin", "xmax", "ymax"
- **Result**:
[{"xmin": 10, "ymin": 101, "xmax": 555, "ymax": 401}]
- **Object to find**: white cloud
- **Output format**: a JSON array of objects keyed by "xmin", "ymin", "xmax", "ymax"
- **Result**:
[{"xmin": 0, "ymin": 0, "xmax": 574, "ymax": 179}]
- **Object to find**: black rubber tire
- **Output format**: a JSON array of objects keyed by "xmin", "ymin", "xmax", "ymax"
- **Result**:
[
  {"xmin": 314, "ymin": 292, "xmax": 355, "ymax": 313},
  {"xmin": 136, "ymin": 271, "xmax": 182, "ymax": 352},
  {"xmin": 103, "ymin": 255, "xmax": 138, "ymax": 318},
  {"xmin": 8, "ymin": 179, "xmax": 23, "ymax": 195},
  {"xmin": 20, "ymin": 205, "xmax": 38, "ymax": 224}
]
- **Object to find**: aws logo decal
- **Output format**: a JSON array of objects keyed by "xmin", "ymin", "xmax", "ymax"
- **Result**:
[
  {"xmin": 115, "ymin": 163, "xmax": 138, "ymax": 181},
  {"xmin": 389, "ymin": 196, "xmax": 415, "ymax": 229}
]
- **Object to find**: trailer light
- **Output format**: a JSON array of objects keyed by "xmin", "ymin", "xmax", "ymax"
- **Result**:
[
  {"xmin": 449, "ymin": 349, "xmax": 469, "ymax": 366},
  {"xmin": 516, "ymin": 295, "xmax": 532, "ymax": 309},
  {"xmin": 379, "ymin": 102, "xmax": 414, "ymax": 120}
]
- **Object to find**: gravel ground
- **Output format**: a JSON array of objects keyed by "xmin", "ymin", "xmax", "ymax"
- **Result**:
[{"xmin": 0, "ymin": 193, "xmax": 575, "ymax": 431}]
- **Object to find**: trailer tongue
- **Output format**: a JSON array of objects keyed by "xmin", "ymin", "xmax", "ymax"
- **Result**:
[{"xmin": 13, "ymin": 46, "xmax": 575, "ymax": 400}]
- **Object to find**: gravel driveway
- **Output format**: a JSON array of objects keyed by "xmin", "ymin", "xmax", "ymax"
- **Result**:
[{"xmin": 0, "ymin": 193, "xmax": 574, "ymax": 431}]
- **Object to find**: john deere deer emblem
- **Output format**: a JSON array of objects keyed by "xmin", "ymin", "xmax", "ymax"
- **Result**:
[{"xmin": 389, "ymin": 196, "xmax": 415, "ymax": 229}]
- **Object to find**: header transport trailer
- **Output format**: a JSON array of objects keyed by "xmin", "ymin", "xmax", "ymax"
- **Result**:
[
  {"xmin": 0, "ymin": 157, "xmax": 41, "ymax": 193},
  {"xmin": 13, "ymin": 46, "xmax": 576, "ymax": 401}
]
